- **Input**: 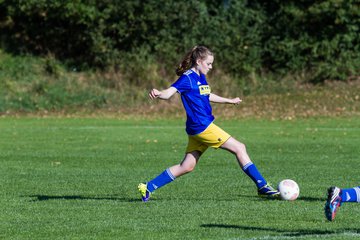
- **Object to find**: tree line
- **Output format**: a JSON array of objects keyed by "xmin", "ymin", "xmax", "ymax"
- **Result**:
[{"xmin": 0, "ymin": 0, "xmax": 359, "ymax": 83}]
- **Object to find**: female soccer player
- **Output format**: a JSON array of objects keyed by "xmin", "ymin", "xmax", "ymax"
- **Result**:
[
  {"xmin": 138, "ymin": 45, "xmax": 279, "ymax": 202},
  {"xmin": 325, "ymin": 186, "xmax": 360, "ymax": 221}
]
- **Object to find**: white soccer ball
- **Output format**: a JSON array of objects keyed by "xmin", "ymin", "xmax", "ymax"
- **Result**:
[{"xmin": 278, "ymin": 179, "xmax": 300, "ymax": 201}]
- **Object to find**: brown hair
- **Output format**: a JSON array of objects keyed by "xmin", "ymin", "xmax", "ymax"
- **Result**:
[{"xmin": 175, "ymin": 45, "xmax": 213, "ymax": 76}]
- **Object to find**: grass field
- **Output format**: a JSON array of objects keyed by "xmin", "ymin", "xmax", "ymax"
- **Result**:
[{"xmin": 1, "ymin": 117, "xmax": 360, "ymax": 239}]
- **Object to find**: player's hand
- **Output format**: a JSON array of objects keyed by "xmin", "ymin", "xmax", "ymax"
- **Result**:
[
  {"xmin": 149, "ymin": 89, "xmax": 161, "ymax": 100},
  {"xmin": 231, "ymin": 97, "xmax": 242, "ymax": 105}
]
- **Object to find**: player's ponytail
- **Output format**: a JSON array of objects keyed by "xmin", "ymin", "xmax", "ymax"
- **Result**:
[{"xmin": 175, "ymin": 46, "xmax": 213, "ymax": 76}]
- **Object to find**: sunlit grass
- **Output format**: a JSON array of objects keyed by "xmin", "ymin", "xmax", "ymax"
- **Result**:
[{"xmin": 1, "ymin": 117, "xmax": 360, "ymax": 239}]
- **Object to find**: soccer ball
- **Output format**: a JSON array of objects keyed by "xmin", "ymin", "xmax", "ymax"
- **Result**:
[{"xmin": 277, "ymin": 179, "xmax": 299, "ymax": 201}]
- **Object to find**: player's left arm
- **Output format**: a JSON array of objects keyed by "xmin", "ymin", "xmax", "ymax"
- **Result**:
[{"xmin": 209, "ymin": 93, "xmax": 242, "ymax": 105}]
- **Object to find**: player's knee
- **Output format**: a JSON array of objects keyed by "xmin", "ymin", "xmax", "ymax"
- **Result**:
[
  {"xmin": 184, "ymin": 165, "xmax": 195, "ymax": 173},
  {"xmin": 235, "ymin": 142, "xmax": 247, "ymax": 155},
  {"xmin": 179, "ymin": 162, "xmax": 196, "ymax": 173}
]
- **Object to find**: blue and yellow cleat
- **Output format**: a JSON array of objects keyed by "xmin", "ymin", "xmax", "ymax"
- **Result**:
[
  {"xmin": 258, "ymin": 184, "xmax": 280, "ymax": 197},
  {"xmin": 138, "ymin": 183, "xmax": 151, "ymax": 202},
  {"xmin": 325, "ymin": 186, "xmax": 342, "ymax": 221}
]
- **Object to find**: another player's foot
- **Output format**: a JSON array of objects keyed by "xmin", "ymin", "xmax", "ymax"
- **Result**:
[
  {"xmin": 138, "ymin": 183, "xmax": 151, "ymax": 202},
  {"xmin": 325, "ymin": 186, "xmax": 342, "ymax": 221},
  {"xmin": 258, "ymin": 184, "xmax": 280, "ymax": 197}
]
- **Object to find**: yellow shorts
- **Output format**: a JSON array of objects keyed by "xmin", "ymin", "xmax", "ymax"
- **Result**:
[{"xmin": 186, "ymin": 123, "xmax": 231, "ymax": 153}]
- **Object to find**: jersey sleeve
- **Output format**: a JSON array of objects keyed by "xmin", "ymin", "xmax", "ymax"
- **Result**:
[{"xmin": 171, "ymin": 75, "xmax": 191, "ymax": 94}]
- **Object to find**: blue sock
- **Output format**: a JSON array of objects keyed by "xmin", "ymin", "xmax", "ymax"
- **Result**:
[
  {"xmin": 340, "ymin": 186, "xmax": 360, "ymax": 202},
  {"xmin": 147, "ymin": 168, "xmax": 176, "ymax": 193},
  {"xmin": 242, "ymin": 162, "xmax": 266, "ymax": 188}
]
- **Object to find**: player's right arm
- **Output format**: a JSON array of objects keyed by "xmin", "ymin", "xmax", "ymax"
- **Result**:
[{"xmin": 149, "ymin": 87, "xmax": 177, "ymax": 100}]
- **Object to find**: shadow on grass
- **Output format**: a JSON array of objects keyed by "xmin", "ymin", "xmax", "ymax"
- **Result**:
[
  {"xmin": 200, "ymin": 224, "xmax": 360, "ymax": 237},
  {"xmin": 238, "ymin": 194, "xmax": 326, "ymax": 202},
  {"xmin": 27, "ymin": 195, "xmax": 141, "ymax": 202},
  {"xmin": 297, "ymin": 196, "xmax": 326, "ymax": 202},
  {"xmin": 27, "ymin": 194, "xmax": 325, "ymax": 203}
]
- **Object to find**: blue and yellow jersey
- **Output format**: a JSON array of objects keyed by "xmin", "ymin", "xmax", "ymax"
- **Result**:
[{"xmin": 171, "ymin": 69, "xmax": 214, "ymax": 135}]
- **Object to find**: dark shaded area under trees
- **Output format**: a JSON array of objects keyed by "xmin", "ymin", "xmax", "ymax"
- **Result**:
[{"xmin": 0, "ymin": 0, "xmax": 359, "ymax": 83}]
